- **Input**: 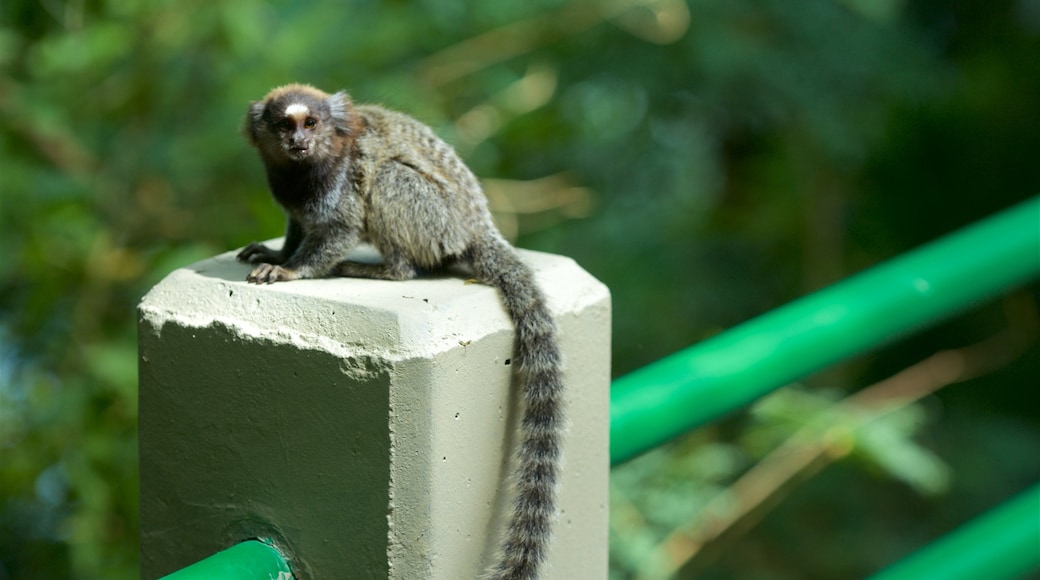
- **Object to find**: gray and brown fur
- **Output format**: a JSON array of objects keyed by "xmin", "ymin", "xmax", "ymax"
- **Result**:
[{"xmin": 239, "ymin": 84, "xmax": 563, "ymax": 580}]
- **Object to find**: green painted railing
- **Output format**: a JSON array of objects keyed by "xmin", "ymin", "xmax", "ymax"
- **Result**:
[
  {"xmin": 611, "ymin": 196, "xmax": 1040, "ymax": 465},
  {"xmin": 161, "ymin": 488, "xmax": 1040, "ymax": 580},
  {"xmin": 158, "ymin": 197, "xmax": 1040, "ymax": 579},
  {"xmin": 869, "ymin": 483, "xmax": 1040, "ymax": 580}
]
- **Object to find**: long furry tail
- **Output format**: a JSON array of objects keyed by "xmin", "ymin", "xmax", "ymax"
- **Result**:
[{"xmin": 469, "ymin": 234, "xmax": 564, "ymax": 580}]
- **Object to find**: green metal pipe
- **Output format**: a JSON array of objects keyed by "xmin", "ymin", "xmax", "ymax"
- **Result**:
[
  {"xmin": 158, "ymin": 540, "xmax": 292, "ymax": 580},
  {"xmin": 611, "ymin": 197, "xmax": 1040, "ymax": 464},
  {"xmin": 867, "ymin": 483, "xmax": 1040, "ymax": 580}
]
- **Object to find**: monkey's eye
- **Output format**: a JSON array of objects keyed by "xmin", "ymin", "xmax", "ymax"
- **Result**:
[
  {"xmin": 304, "ymin": 117, "xmax": 317, "ymax": 129},
  {"xmin": 278, "ymin": 119, "xmax": 294, "ymax": 132}
]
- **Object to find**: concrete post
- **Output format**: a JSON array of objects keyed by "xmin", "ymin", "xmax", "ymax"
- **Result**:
[{"xmin": 138, "ymin": 242, "xmax": 611, "ymax": 579}]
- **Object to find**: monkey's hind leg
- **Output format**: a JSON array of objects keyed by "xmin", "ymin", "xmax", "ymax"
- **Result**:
[{"xmin": 334, "ymin": 249, "xmax": 417, "ymax": 281}]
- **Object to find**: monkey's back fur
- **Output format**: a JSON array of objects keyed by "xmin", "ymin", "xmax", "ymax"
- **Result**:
[{"xmin": 238, "ymin": 84, "xmax": 564, "ymax": 580}]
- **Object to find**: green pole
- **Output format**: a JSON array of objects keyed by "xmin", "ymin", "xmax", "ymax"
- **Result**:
[
  {"xmin": 611, "ymin": 197, "xmax": 1040, "ymax": 464},
  {"xmin": 868, "ymin": 484, "xmax": 1040, "ymax": 580},
  {"xmin": 158, "ymin": 540, "xmax": 292, "ymax": 580}
]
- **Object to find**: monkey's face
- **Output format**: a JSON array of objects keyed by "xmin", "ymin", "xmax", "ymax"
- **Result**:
[
  {"xmin": 274, "ymin": 108, "xmax": 322, "ymax": 161},
  {"xmin": 265, "ymin": 99, "xmax": 332, "ymax": 163},
  {"xmin": 246, "ymin": 87, "xmax": 345, "ymax": 165}
]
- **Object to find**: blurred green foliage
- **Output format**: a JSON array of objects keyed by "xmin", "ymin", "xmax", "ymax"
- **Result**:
[{"xmin": 1, "ymin": 0, "xmax": 1037, "ymax": 578}]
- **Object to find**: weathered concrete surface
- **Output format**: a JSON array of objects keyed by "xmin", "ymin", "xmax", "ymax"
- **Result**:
[{"xmin": 138, "ymin": 242, "xmax": 610, "ymax": 579}]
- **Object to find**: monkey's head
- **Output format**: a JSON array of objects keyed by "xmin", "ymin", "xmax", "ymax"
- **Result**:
[{"xmin": 244, "ymin": 84, "xmax": 354, "ymax": 164}]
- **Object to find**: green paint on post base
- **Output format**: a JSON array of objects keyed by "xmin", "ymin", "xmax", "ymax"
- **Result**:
[{"xmin": 158, "ymin": 540, "xmax": 292, "ymax": 580}]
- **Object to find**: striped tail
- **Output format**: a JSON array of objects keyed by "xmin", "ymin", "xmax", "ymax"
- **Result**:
[{"xmin": 469, "ymin": 234, "xmax": 564, "ymax": 580}]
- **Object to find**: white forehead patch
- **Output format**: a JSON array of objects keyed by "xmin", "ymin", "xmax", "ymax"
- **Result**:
[{"xmin": 285, "ymin": 103, "xmax": 309, "ymax": 116}]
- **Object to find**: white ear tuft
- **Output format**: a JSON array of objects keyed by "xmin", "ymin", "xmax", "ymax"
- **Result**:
[
  {"xmin": 243, "ymin": 101, "xmax": 265, "ymax": 145},
  {"xmin": 327, "ymin": 91, "xmax": 351, "ymax": 122}
]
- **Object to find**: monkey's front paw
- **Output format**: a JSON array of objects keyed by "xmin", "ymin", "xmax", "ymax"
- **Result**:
[
  {"xmin": 237, "ymin": 242, "xmax": 283, "ymax": 264},
  {"xmin": 246, "ymin": 263, "xmax": 300, "ymax": 284}
]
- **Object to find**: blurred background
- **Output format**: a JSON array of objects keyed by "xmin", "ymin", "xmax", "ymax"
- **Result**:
[{"xmin": 1, "ymin": 0, "xmax": 1038, "ymax": 578}]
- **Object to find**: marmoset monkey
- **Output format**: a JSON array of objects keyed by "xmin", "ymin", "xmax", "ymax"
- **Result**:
[{"xmin": 238, "ymin": 84, "xmax": 563, "ymax": 580}]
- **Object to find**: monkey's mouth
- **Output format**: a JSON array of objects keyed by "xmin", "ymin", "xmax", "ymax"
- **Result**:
[{"xmin": 290, "ymin": 146, "xmax": 310, "ymax": 156}]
